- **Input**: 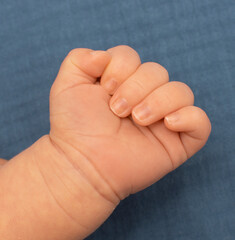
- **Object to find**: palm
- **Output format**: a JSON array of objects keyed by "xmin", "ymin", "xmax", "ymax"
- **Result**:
[{"xmin": 50, "ymin": 84, "xmax": 177, "ymax": 197}]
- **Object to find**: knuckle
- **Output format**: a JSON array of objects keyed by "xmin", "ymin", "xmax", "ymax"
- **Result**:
[
  {"xmin": 67, "ymin": 48, "xmax": 90, "ymax": 60},
  {"xmin": 142, "ymin": 62, "xmax": 169, "ymax": 82},
  {"xmin": 156, "ymin": 63, "xmax": 169, "ymax": 82},
  {"xmin": 192, "ymin": 106, "xmax": 212, "ymax": 137},
  {"xmin": 115, "ymin": 45, "xmax": 136, "ymax": 53},
  {"xmin": 191, "ymin": 106, "xmax": 204, "ymax": 119},
  {"xmin": 67, "ymin": 48, "xmax": 80, "ymax": 57},
  {"xmin": 64, "ymin": 48, "xmax": 92, "ymax": 70},
  {"xmin": 172, "ymin": 81, "xmax": 194, "ymax": 104},
  {"xmin": 193, "ymin": 106, "xmax": 211, "ymax": 130},
  {"xmin": 108, "ymin": 45, "xmax": 141, "ymax": 61},
  {"xmin": 65, "ymin": 48, "xmax": 81, "ymax": 65}
]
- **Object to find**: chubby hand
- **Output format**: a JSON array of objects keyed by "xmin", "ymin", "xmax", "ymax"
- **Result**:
[
  {"xmin": 50, "ymin": 45, "xmax": 211, "ymax": 200},
  {"xmin": 0, "ymin": 45, "xmax": 211, "ymax": 240}
]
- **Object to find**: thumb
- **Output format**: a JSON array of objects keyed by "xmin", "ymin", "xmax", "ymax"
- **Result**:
[{"xmin": 51, "ymin": 48, "xmax": 111, "ymax": 97}]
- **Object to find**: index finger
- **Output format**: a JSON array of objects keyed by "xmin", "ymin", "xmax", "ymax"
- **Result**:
[{"xmin": 100, "ymin": 45, "xmax": 141, "ymax": 94}]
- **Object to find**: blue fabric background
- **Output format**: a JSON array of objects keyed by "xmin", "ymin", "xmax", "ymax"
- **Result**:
[{"xmin": 0, "ymin": 0, "xmax": 234, "ymax": 239}]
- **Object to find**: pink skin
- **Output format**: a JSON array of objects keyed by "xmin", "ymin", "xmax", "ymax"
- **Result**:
[
  {"xmin": 0, "ymin": 159, "xmax": 7, "ymax": 165},
  {"xmin": 0, "ymin": 45, "xmax": 211, "ymax": 240}
]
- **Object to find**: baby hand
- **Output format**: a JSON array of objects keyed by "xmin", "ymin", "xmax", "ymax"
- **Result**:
[
  {"xmin": 0, "ymin": 45, "xmax": 211, "ymax": 240},
  {"xmin": 50, "ymin": 45, "xmax": 211, "ymax": 200}
]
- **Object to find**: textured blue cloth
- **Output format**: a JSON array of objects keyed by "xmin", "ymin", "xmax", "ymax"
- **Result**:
[{"xmin": 0, "ymin": 0, "xmax": 234, "ymax": 239}]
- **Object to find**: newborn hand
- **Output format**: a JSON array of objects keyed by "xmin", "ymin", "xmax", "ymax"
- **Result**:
[
  {"xmin": 0, "ymin": 45, "xmax": 211, "ymax": 240},
  {"xmin": 50, "ymin": 45, "xmax": 211, "ymax": 201}
]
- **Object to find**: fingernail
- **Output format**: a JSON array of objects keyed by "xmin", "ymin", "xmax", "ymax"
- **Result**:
[
  {"xmin": 165, "ymin": 113, "xmax": 179, "ymax": 124},
  {"xmin": 111, "ymin": 98, "xmax": 129, "ymax": 115},
  {"xmin": 104, "ymin": 78, "xmax": 117, "ymax": 93},
  {"xmin": 132, "ymin": 103, "xmax": 151, "ymax": 121}
]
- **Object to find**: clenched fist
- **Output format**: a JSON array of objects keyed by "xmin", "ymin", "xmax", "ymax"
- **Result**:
[{"xmin": 0, "ymin": 45, "xmax": 211, "ymax": 240}]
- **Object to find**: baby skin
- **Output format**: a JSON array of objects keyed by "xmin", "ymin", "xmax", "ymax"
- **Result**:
[{"xmin": 0, "ymin": 45, "xmax": 211, "ymax": 240}]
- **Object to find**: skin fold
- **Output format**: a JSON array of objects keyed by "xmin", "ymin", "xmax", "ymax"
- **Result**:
[{"xmin": 0, "ymin": 45, "xmax": 211, "ymax": 240}]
